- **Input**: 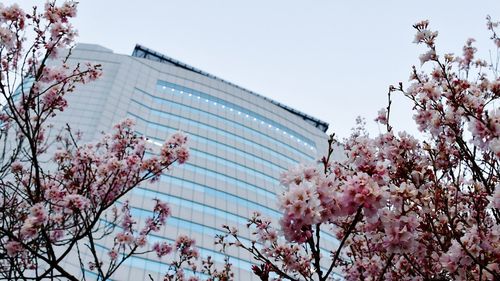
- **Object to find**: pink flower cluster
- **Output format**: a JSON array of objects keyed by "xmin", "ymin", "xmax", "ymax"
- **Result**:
[
  {"xmin": 278, "ymin": 164, "xmax": 385, "ymax": 244},
  {"xmin": 154, "ymin": 198, "xmax": 171, "ymax": 224},
  {"xmin": 153, "ymin": 242, "xmax": 173, "ymax": 258},
  {"xmin": 175, "ymin": 235, "xmax": 199, "ymax": 259},
  {"xmin": 0, "ymin": 4, "xmax": 25, "ymax": 50},
  {"xmin": 340, "ymin": 173, "xmax": 384, "ymax": 218},
  {"xmin": 5, "ymin": 241, "xmax": 23, "ymax": 257},
  {"xmin": 161, "ymin": 131, "xmax": 190, "ymax": 165},
  {"xmin": 279, "ymin": 181, "xmax": 322, "ymax": 243},
  {"xmin": 43, "ymin": 1, "xmax": 77, "ymax": 23},
  {"xmin": 20, "ymin": 203, "xmax": 48, "ymax": 240}
]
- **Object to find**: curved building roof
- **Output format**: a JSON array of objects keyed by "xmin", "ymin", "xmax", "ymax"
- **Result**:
[{"xmin": 132, "ymin": 44, "xmax": 329, "ymax": 132}]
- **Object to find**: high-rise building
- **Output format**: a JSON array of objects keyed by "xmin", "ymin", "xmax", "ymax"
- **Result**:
[{"xmin": 54, "ymin": 43, "xmax": 333, "ymax": 280}]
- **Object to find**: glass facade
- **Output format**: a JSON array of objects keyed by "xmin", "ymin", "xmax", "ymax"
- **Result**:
[
  {"xmin": 53, "ymin": 43, "xmax": 331, "ymax": 280},
  {"xmin": 155, "ymin": 81, "xmax": 317, "ymax": 151}
]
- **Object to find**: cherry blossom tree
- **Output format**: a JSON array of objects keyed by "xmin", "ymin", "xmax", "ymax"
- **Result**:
[
  {"xmin": 0, "ymin": 2, "xmax": 208, "ymax": 280},
  {"xmin": 222, "ymin": 19, "xmax": 500, "ymax": 281}
]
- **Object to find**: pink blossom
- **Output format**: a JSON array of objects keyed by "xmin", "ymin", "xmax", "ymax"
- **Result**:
[
  {"xmin": 20, "ymin": 220, "xmax": 37, "ymax": 239},
  {"xmin": 413, "ymin": 109, "xmax": 433, "ymax": 132},
  {"xmin": 279, "ymin": 181, "xmax": 323, "ymax": 243},
  {"xmin": 10, "ymin": 161, "xmax": 23, "ymax": 173},
  {"xmin": 154, "ymin": 199, "xmax": 170, "ymax": 224},
  {"xmin": 379, "ymin": 212, "xmax": 419, "ymax": 254},
  {"xmin": 419, "ymin": 49, "xmax": 437, "ymax": 65},
  {"xmin": 340, "ymin": 173, "xmax": 384, "ymax": 217},
  {"xmin": 20, "ymin": 204, "xmax": 49, "ymax": 239},
  {"xmin": 135, "ymin": 235, "xmax": 147, "ymax": 247},
  {"xmin": 0, "ymin": 3, "xmax": 26, "ymax": 22},
  {"xmin": 489, "ymin": 184, "xmax": 500, "ymax": 209},
  {"xmin": 142, "ymin": 217, "xmax": 160, "ymax": 234},
  {"xmin": 412, "ymin": 20, "xmax": 438, "ymax": 47},
  {"xmin": 62, "ymin": 194, "xmax": 90, "ymax": 210},
  {"xmin": 280, "ymin": 164, "xmax": 319, "ymax": 186},
  {"xmin": 374, "ymin": 108, "xmax": 388, "ymax": 125},
  {"xmin": 0, "ymin": 27, "xmax": 15, "ymax": 49},
  {"xmin": 459, "ymin": 38, "xmax": 476, "ymax": 69},
  {"xmin": 50, "ymin": 230, "xmax": 63, "ymax": 242},
  {"xmin": 169, "ymin": 131, "xmax": 188, "ymax": 146},
  {"xmin": 488, "ymin": 109, "xmax": 500, "ymax": 136},
  {"xmin": 116, "ymin": 232, "xmax": 134, "ymax": 245},
  {"xmin": 175, "ymin": 146, "xmax": 190, "ymax": 164},
  {"xmin": 108, "ymin": 249, "xmax": 118, "ymax": 260},
  {"xmin": 120, "ymin": 205, "xmax": 135, "ymax": 230},
  {"xmin": 44, "ymin": 1, "xmax": 77, "ymax": 23},
  {"xmin": 42, "ymin": 87, "xmax": 67, "ymax": 112},
  {"xmin": 153, "ymin": 242, "xmax": 172, "ymax": 258},
  {"xmin": 5, "ymin": 241, "xmax": 23, "ymax": 257},
  {"xmin": 28, "ymin": 203, "xmax": 48, "ymax": 223},
  {"xmin": 489, "ymin": 137, "xmax": 500, "ymax": 158}
]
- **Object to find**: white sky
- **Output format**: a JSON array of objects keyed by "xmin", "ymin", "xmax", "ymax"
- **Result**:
[{"xmin": 6, "ymin": 0, "xmax": 500, "ymax": 139}]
